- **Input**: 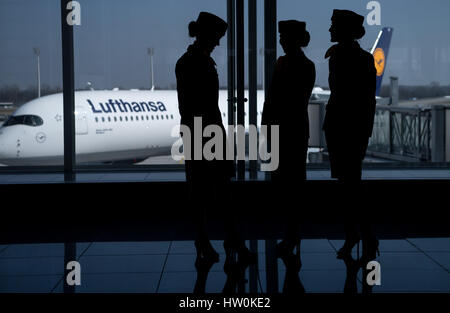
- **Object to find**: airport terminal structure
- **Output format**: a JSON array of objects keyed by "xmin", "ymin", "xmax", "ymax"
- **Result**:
[{"xmin": 0, "ymin": 0, "xmax": 449, "ymax": 297}]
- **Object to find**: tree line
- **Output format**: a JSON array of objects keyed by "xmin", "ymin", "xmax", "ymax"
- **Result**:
[
  {"xmin": 1, "ymin": 83, "xmax": 449, "ymax": 106},
  {"xmin": 0, "ymin": 85, "xmax": 62, "ymax": 106},
  {"xmin": 379, "ymin": 82, "xmax": 450, "ymax": 100}
]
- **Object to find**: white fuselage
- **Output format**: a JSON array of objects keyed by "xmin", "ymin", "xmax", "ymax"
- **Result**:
[
  {"xmin": 0, "ymin": 86, "xmax": 377, "ymax": 166},
  {"xmin": 0, "ymin": 90, "xmax": 268, "ymax": 166}
]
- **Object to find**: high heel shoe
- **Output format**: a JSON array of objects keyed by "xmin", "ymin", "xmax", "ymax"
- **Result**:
[
  {"xmin": 337, "ymin": 234, "xmax": 360, "ymax": 260},
  {"xmin": 195, "ymin": 239, "xmax": 219, "ymax": 264}
]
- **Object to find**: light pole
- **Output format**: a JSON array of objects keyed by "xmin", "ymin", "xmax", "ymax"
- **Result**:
[
  {"xmin": 147, "ymin": 47, "xmax": 155, "ymax": 91},
  {"xmin": 33, "ymin": 47, "xmax": 41, "ymax": 98}
]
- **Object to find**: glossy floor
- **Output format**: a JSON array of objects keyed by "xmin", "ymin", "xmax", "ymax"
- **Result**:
[{"xmin": 1, "ymin": 238, "xmax": 449, "ymax": 293}]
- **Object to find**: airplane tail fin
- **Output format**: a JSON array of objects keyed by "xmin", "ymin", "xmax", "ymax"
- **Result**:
[{"xmin": 371, "ymin": 27, "xmax": 393, "ymax": 97}]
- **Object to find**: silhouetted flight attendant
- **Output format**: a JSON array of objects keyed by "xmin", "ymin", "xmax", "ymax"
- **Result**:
[
  {"xmin": 323, "ymin": 10, "xmax": 379, "ymax": 263},
  {"xmin": 262, "ymin": 20, "xmax": 315, "ymax": 260},
  {"xmin": 323, "ymin": 10, "xmax": 376, "ymax": 182},
  {"xmin": 176, "ymin": 12, "xmax": 233, "ymax": 266},
  {"xmin": 262, "ymin": 20, "xmax": 315, "ymax": 182}
]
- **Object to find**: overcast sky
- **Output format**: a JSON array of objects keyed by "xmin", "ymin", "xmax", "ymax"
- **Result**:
[{"xmin": 1, "ymin": 0, "xmax": 450, "ymax": 90}]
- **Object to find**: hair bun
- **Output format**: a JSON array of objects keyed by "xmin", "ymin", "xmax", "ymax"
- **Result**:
[
  {"xmin": 188, "ymin": 21, "xmax": 198, "ymax": 37},
  {"xmin": 355, "ymin": 26, "xmax": 365, "ymax": 40},
  {"xmin": 300, "ymin": 31, "xmax": 310, "ymax": 47}
]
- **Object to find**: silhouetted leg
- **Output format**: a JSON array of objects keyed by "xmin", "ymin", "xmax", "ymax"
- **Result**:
[
  {"xmin": 337, "ymin": 151, "xmax": 364, "ymax": 259},
  {"xmin": 223, "ymin": 213, "xmax": 252, "ymax": 294},
  {"xmin": 220, "ymin": 177, "xmax": 257, "ymax": 282},
  {"xmin": 281, "ymin": 241, "xmax": 304, "ymax": 294},
  {"xmin": 191, "ymin": 178, "xmax": 219, "ymax": 293},
  {"xmin": 279, "ymin": 143, "xmax": 306, "ymax": 256},
  {"xmin": 277, "ymin": 218, "xmax": 300, "ymax": 262},
  {"xmin": 337, "ymin": 175, "xmax": 361, "ymax": 260},
  {"xmin": 192, "ymin": 182, "xmax": 208, "ymax": 249},
  {"xmin": 223, "ymin": 260, "xmax": 244, "ymax": 294},
  {"xmin": 222, "ymin": 239, "xmax": 256, "ymax": 292},
  {"xmin": 222, "ymin": 179, "xmax": 238, "ymax": 245},
  {"xmin": 192, "ymin": 179, "xmax": 223, "ymax": 294},
  {"xmin": 190, "ymin": 163, "xmax": 219, "ymax": 266},
  {"xmin": 341, "ymin": 254, "xmax": 359, "ymax": 294},
  {"xmin": 217, "ymin": 175, "xmax": 241, "ymax": 294},
  {"xmin": 358, "ymin": 141, "xmax": 378, "ymax": 263},
  {"xmin": 337, "ymin": 223, "xmax": 360, "ymax": 259},
  {"xmin": 357, "ymin": 141, "xmax": 379, "ymax": 293},
  {"xmin": 325, "ymin": 133, "xmax": 351, "ymax": 258},
  {"xmin": 220, "ymin": 177, "xmax": 240, "ymax": 249},
  {"xmin": 223, "ymin": 241, "xmax": 247, "ymax": 294},
  {"xmin": 187, "ymin": 161, "xmax": 203, "ymax": 239},
  {"xmin": 193, "ymin": 252, "xmax": 216, "ymax": 294}
]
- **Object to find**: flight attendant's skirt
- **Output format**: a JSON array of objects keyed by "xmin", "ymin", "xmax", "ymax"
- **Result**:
[
  {"xmin": 325, "ymin": 131, "xmax": 369, "ymax": 182},
  {"xmin": 183, "ymin": 126, "xmax": 235, "ymax": 212}
]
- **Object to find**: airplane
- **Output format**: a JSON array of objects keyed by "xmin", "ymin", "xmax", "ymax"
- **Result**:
[{"xmin": 0, "ymin": 28, "xmax": 393, "ymax": 166}]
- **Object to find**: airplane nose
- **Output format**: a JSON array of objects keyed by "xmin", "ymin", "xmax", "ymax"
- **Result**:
[
  {"xmin": 0, "ymin": 134, "xmax": 6, "ymax": 162},
  {"xmin": 0, "ymin": 132, "xmax": 13, "ymax": 163}
]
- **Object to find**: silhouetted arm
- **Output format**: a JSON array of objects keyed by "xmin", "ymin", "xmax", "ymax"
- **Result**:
[
  {"xmin": 175, "ymin": 60, "xmax": 195, "ymax": 121},
  {"xmin": 262, "ymin": 58, "xmax": 282, "ymax": 126}
]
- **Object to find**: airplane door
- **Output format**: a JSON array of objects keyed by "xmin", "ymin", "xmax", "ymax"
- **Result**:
[{"xmin": 75, "ymin": 106, "xmax": 88, "ymax": 135}]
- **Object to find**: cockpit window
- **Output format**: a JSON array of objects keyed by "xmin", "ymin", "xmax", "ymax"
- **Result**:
[{"xmin": 3, "ymin": 115, "xmax": 43, "ymax": 127}]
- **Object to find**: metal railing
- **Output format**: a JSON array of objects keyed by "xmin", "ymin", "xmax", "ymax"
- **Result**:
[
  {"xmin": 368, "ymin": 106, "xmax": 433, "ymax": 161},
  {"xmin": 307, "ymin": 101, "xmax": 447, "ymax": 162}
]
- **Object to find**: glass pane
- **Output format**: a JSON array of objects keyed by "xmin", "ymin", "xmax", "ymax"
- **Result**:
[
  {"xmin": 0, "ymin": 0, "xmax": 63, "ymax": 168},
  {"xmin": 276, "ymin": 0, "xmax": 450, "ymax": 178},
  {"xmin": 74, "ymin": 0, "xmax": 227, "ymax": 173}
]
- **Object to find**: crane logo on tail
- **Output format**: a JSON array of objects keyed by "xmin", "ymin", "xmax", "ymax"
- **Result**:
[{"xmin": 373, "ymin": 48, "xmax": 385, "ymax": 77}]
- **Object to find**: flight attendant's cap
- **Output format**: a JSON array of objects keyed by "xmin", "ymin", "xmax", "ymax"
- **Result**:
[
  {"xmin": 189, "ymin": 12, "xmax": 228, "ymax": 38},
  {"xmin": 331, "ymin": 9, "xmax": 364, "ymax": 27},
  {"xmin": 331, "ymin": 9, "xmax": 365, "ymax": 40},
  {"xmin": 278, "ymin": 20, "xmax": 306, "ymax": 35},
  {"xmin": 278, "ymin": 20, "xmax": 310, "ymax": 47}
]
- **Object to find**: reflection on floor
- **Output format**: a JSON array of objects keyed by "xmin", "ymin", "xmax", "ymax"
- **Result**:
[
  {"xmin": 1, "ymin": 169, "xmax": 450, "ymax": 184},
  {"xmin": 1, "ymin": 238, "xmax": 449, "ymax": 293}
]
